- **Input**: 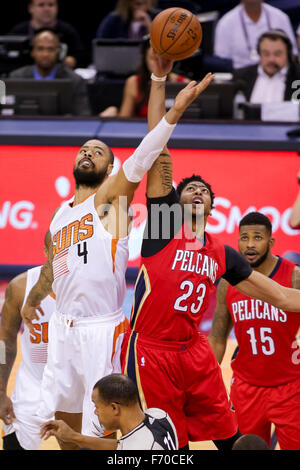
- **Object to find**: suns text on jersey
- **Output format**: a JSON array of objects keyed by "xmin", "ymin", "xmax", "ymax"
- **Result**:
[
  {"xmin": 52, "ymin": 213, "xmax": 94, "ymax": 255},
  {"xmin": 171, "ymin": 249, "xmax": 218, "ymax": 283},
  {"xmin": 231, "ymin": 299, "xmax": 287, "ymax": 323}
]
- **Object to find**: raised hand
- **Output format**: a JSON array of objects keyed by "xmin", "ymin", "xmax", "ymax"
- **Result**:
[
  {"xmin": 0, "ymin": 393, "xmax": 16, "ymax": 425},
  {"xmin": 21, "ymin": 301, "xmax": 44, "ymax": 333},
  {"xmin": 173, "ymin": 73, "xmax": 215, "ymax": 114},
  {"xmin": 149, "ymin": 46, "xmax": 174, "ymax": 78}
]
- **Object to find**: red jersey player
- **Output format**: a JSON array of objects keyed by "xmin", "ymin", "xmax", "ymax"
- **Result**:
[
  {"xmin": 209, "ymin": 212, "xmax": 300, "ymax": 450},
  {"xmin": 121, "ymin": 51, "xmax": 300, "ymax": 450}
]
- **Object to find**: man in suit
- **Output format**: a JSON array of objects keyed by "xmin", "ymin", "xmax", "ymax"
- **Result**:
[
  {"xmin": 233, "ymin": 29, "xmax": 300, "ymax": 104},
  {"xmin": 9, "ymin": 30, "xmax": 91, "ymax": 116}
]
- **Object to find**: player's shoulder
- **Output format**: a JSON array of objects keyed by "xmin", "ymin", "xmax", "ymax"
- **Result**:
[
  {"xmin": 8, "ymin": 270, "xmax": 27, "ymax": 292},
  {"xmin": 145, "ymin": 408, "xmax": 168, "ymax": 420},
  {"xmin": 5, "ymin": 270, "xmax": 27, "ymax": 307}
]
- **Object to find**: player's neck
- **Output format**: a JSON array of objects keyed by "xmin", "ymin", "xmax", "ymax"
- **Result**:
[
  {"xmin": 243, "ymin": 2, "xmax": 262, "ymax": 22},
  {"xmin": 73, "ymin": 186, "xmax": 98, "ymax": 206},
  {"xmin": 120, "ymin": 407, "xmax": 146, "ymax": 437},
  {"xmin": 254, "ymin": 253, "xmax": 278, "ymax": 277}
]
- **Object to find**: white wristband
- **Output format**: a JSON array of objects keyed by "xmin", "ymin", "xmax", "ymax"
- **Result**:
[{"xmin": 151, "ymin": 73, "xmax": 167, "ymax": 82}]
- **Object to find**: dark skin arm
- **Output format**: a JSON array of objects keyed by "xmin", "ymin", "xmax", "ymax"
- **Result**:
[
  {"xmin": 41, "ymin": 420, "xmax": 118, "ymax": 450},
  {"xmin": 208, "ymin": 278, "xmax": 234, "ymax": 365},
  {"xmin": 0, "ymin": 272, "xmax": 26, "ymax": 424},
  {"xmin": 291, "ymin": 265, "xmax": 300, "ymax": 290},
  {"xmin": 20, "ymin": 211, "xmax": 58, "ymax": 332}
]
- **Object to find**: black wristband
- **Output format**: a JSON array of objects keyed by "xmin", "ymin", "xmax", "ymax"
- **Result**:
[{"xmin": 297, "ymin": 175, "xmax": 300, "ymax": 184}]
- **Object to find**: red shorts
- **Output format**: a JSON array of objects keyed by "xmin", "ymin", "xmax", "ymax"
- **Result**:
[
  {"xmin": 121, "ymin": 329, "xmax": 238, "ymax": 448},
  {"xmin": 230, "ymin": 375, "xmax": 300, "ymax": 450}
]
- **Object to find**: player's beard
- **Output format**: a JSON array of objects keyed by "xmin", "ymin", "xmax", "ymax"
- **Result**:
[
  {"xmin": 73, "ymin": 166, "xmax": 107, "ymax": 188},
  {"xmin": 248, "ymin": 245, "xmax": 270, "ymax": 268}
]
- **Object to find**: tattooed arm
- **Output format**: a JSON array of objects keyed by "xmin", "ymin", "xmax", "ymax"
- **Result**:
[
  {"xmin": 0, "ymin": 273, "xmax": 25, "ymax": 424},
  {"xmin": 146, "ymin": 49, "xmax": 213, "ymax": 198},
  {"xmin": 20, "ymin": 254, "xmax": 53, "ymax": 332},
  {"xmin": 21, "ymin": 215, "xmax": 57, "ymax": 332},
  {"xmin": 292, "ymin": 265, "xmax": 300, "ymax": 290},
  {"xmin": 208, "ymin": 278, "xmax": 234, "ymax": 365}
]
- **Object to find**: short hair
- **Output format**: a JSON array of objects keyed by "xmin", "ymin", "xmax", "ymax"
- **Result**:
[
  {"xmin": 232, "ymin": 434, "xmax": 270, "ymax": 450},
  {"xmin": 93, "ymin": 374, "xmax": 139, "ymax": 407},
  {"xmin": 31, "ymin": 28, "xmax": 60, "ymax": 47},
  {"xmin": 176, "ymin": 174, "xmax": 215, "ymax": 209},
  {"xmin": 257, "ymin": 29, "xmax": 293, "ymax": 63},
  {"xmin": 239, "ymin": 212, "xmax": 272, "ymax": 235}
]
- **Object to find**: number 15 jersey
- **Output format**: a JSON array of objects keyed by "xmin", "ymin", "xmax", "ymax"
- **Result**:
[
  {"xmin": 226, "ymin": 257, "xmax": 300, "ymax": 387},
  {"xmin": 50, "ymin": 193, "xmax": 128, "ymax": 318}
]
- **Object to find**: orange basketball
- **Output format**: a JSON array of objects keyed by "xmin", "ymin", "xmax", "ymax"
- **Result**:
[{"xmin": 150, "ymin": 8, "xmax": 202, "ymax": 61}]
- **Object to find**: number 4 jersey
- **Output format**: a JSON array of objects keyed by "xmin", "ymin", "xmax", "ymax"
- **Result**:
[
  {"xmin": 50, "ymin": 193, "xmax": 128, "ymax": 318},
  {"xmin": 130, "ymin": 188, "xmax": 252, "ymax": 342},
  {"xmin": 226, "ymin": 257, "xmax": 300, "ymax": 386}
]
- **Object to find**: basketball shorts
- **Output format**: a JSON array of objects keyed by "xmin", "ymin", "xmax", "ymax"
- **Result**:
[
  {"xmin": 121, "ymin": 330, "xmax": 238, "ymax": 448},
  {"xmin": 230, "ymin": 375, "xmax": 300, "ymax": 450},
  {"xmin": 35, "ymin": 310, "xmax": 128, "ymax": 437},
  {"xmin": 1, "ymin": 363, "xmax": 53, "ymax": 450}
]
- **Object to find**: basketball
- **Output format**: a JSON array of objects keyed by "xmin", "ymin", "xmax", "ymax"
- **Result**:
[{"xmin": 150, "ymin": 8, "xmax": 202, "ymax": 61}]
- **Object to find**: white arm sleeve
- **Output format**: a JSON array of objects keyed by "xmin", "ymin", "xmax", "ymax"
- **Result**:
[{"xmin": 122, "ymin": 116, "xmax": 176, "ymax": 183}]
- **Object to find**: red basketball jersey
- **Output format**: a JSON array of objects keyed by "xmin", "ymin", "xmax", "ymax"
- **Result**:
[
  {"xmin": 130, "ymin": 224, "xmax": 227, "ymax": 342},
  {"xmin": 226, "ymin": 257, "xmax": 300, "ymax": 386}
]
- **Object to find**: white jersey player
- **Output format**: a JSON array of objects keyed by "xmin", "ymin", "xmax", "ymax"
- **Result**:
[
  {"xmin": 41, "ymin": 374, "xmax": 179, "ymax": 450},
  {"xmin": 0, "ymin": 235, "xmax": 55, "ymax": 450},
  {"xmin": 21, "ymin": 70, "xmax": 214, "ymax": 449}
]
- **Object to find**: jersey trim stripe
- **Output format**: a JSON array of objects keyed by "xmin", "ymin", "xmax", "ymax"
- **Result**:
[
  {"xmin": 111, "ymin": 317, "xmax": 129, "ymax": 363},
  {"xmin": 111, "ymin": 238, "xmax": 119, "ymax": 273},
  {"xmin": 123, "ymin": 331, "xmax": 148, "ymax": 410},
  {"xmin": 130, "ymin": 265, "xmax": 151, "ymax": 330}
]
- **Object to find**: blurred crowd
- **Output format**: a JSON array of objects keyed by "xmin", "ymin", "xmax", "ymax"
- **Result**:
[{"xmin": 1, "ymin": 0, "xmax": 300, "ymax": 118}]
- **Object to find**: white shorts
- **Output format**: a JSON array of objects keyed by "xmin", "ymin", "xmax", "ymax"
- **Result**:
[
  {"xmin": 36, "ymin": 310, "xmax": 128, "ymax": 436},
  {"xmin": 2, "ymin": 363, "xmax": 54, "ymax": 450}
]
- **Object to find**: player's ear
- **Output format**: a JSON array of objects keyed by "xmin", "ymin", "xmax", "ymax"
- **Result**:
[
  {"xmin": 107, "ymin": 163, "xmax": 114, "ymax": 177},
  {"xmin": 111, "ymin": 402, "xmax": 121, "ymax": 416},
  {"xmin": 269, "ymin": 237, "xmax": 275, "ymax": 249}
]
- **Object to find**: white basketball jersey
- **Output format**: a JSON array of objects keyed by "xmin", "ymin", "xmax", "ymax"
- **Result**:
[
  {"xmin": 50, "ymin": 193, "xmax": 128, "ymax": 318},
  {"xmin": 2, "ymin": 266, "xmax": 56, "ymax": 444},
  {"xmin": 20, "ymin": 266, "xmax": 56, "ymax": 380}
]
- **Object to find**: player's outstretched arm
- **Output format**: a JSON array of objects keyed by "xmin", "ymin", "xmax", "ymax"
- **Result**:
[
  {"xmin": 41, "ymin": 420, "xmax": 117, "ymax": 450},
  {"xmin": 289, "ymin": 174, "xmax": 300, "ymax": 229},
  {"xmin": 102, "ymin": 74, "xmax": 215, "ymax": 206},
  {"xmin": 236, "ymin": 269, "xmax": 300, "ymax": 312},
  {"xmin": 0, "ymin": 273, "xmax": 25, "ymax": 424},
  {"xmin": 146, "ymin": 50, "xmax": 173, "ymax": 198},
  {"xmin": 208, "ymin": 279, "xmax": 234, "ymax": 365}
]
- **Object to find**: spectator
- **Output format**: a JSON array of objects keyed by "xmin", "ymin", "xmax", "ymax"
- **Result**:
[
  {"xmin": 96, "ymin": 0, "xmax": 160, "ymax": 40},
  {"xmin": 9, "ymin": 0, "xmax": 85, "ymax": 68},
  {"xmin": 233, "ymin": 30, "xmax": 300, "ymax": 104},
  {"xmin": 9, "ymin": 30, "xmax": 91, "ymax": 116},
  {"xmin": 100, "ymin": 39, "xmax": 189, "ymax": 117},
  {"xmin": 214, "ymin": 0, "xmax": 298, "ymax": 69}
]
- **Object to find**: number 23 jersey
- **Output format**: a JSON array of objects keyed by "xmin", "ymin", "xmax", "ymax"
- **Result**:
[
  {"xmin": 130, "ymin": 188, "xmax": 252, "ymax": 342},
  {"xmin": 50, "ymin": 193, "xmax": 128, "ymax": 318}
]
